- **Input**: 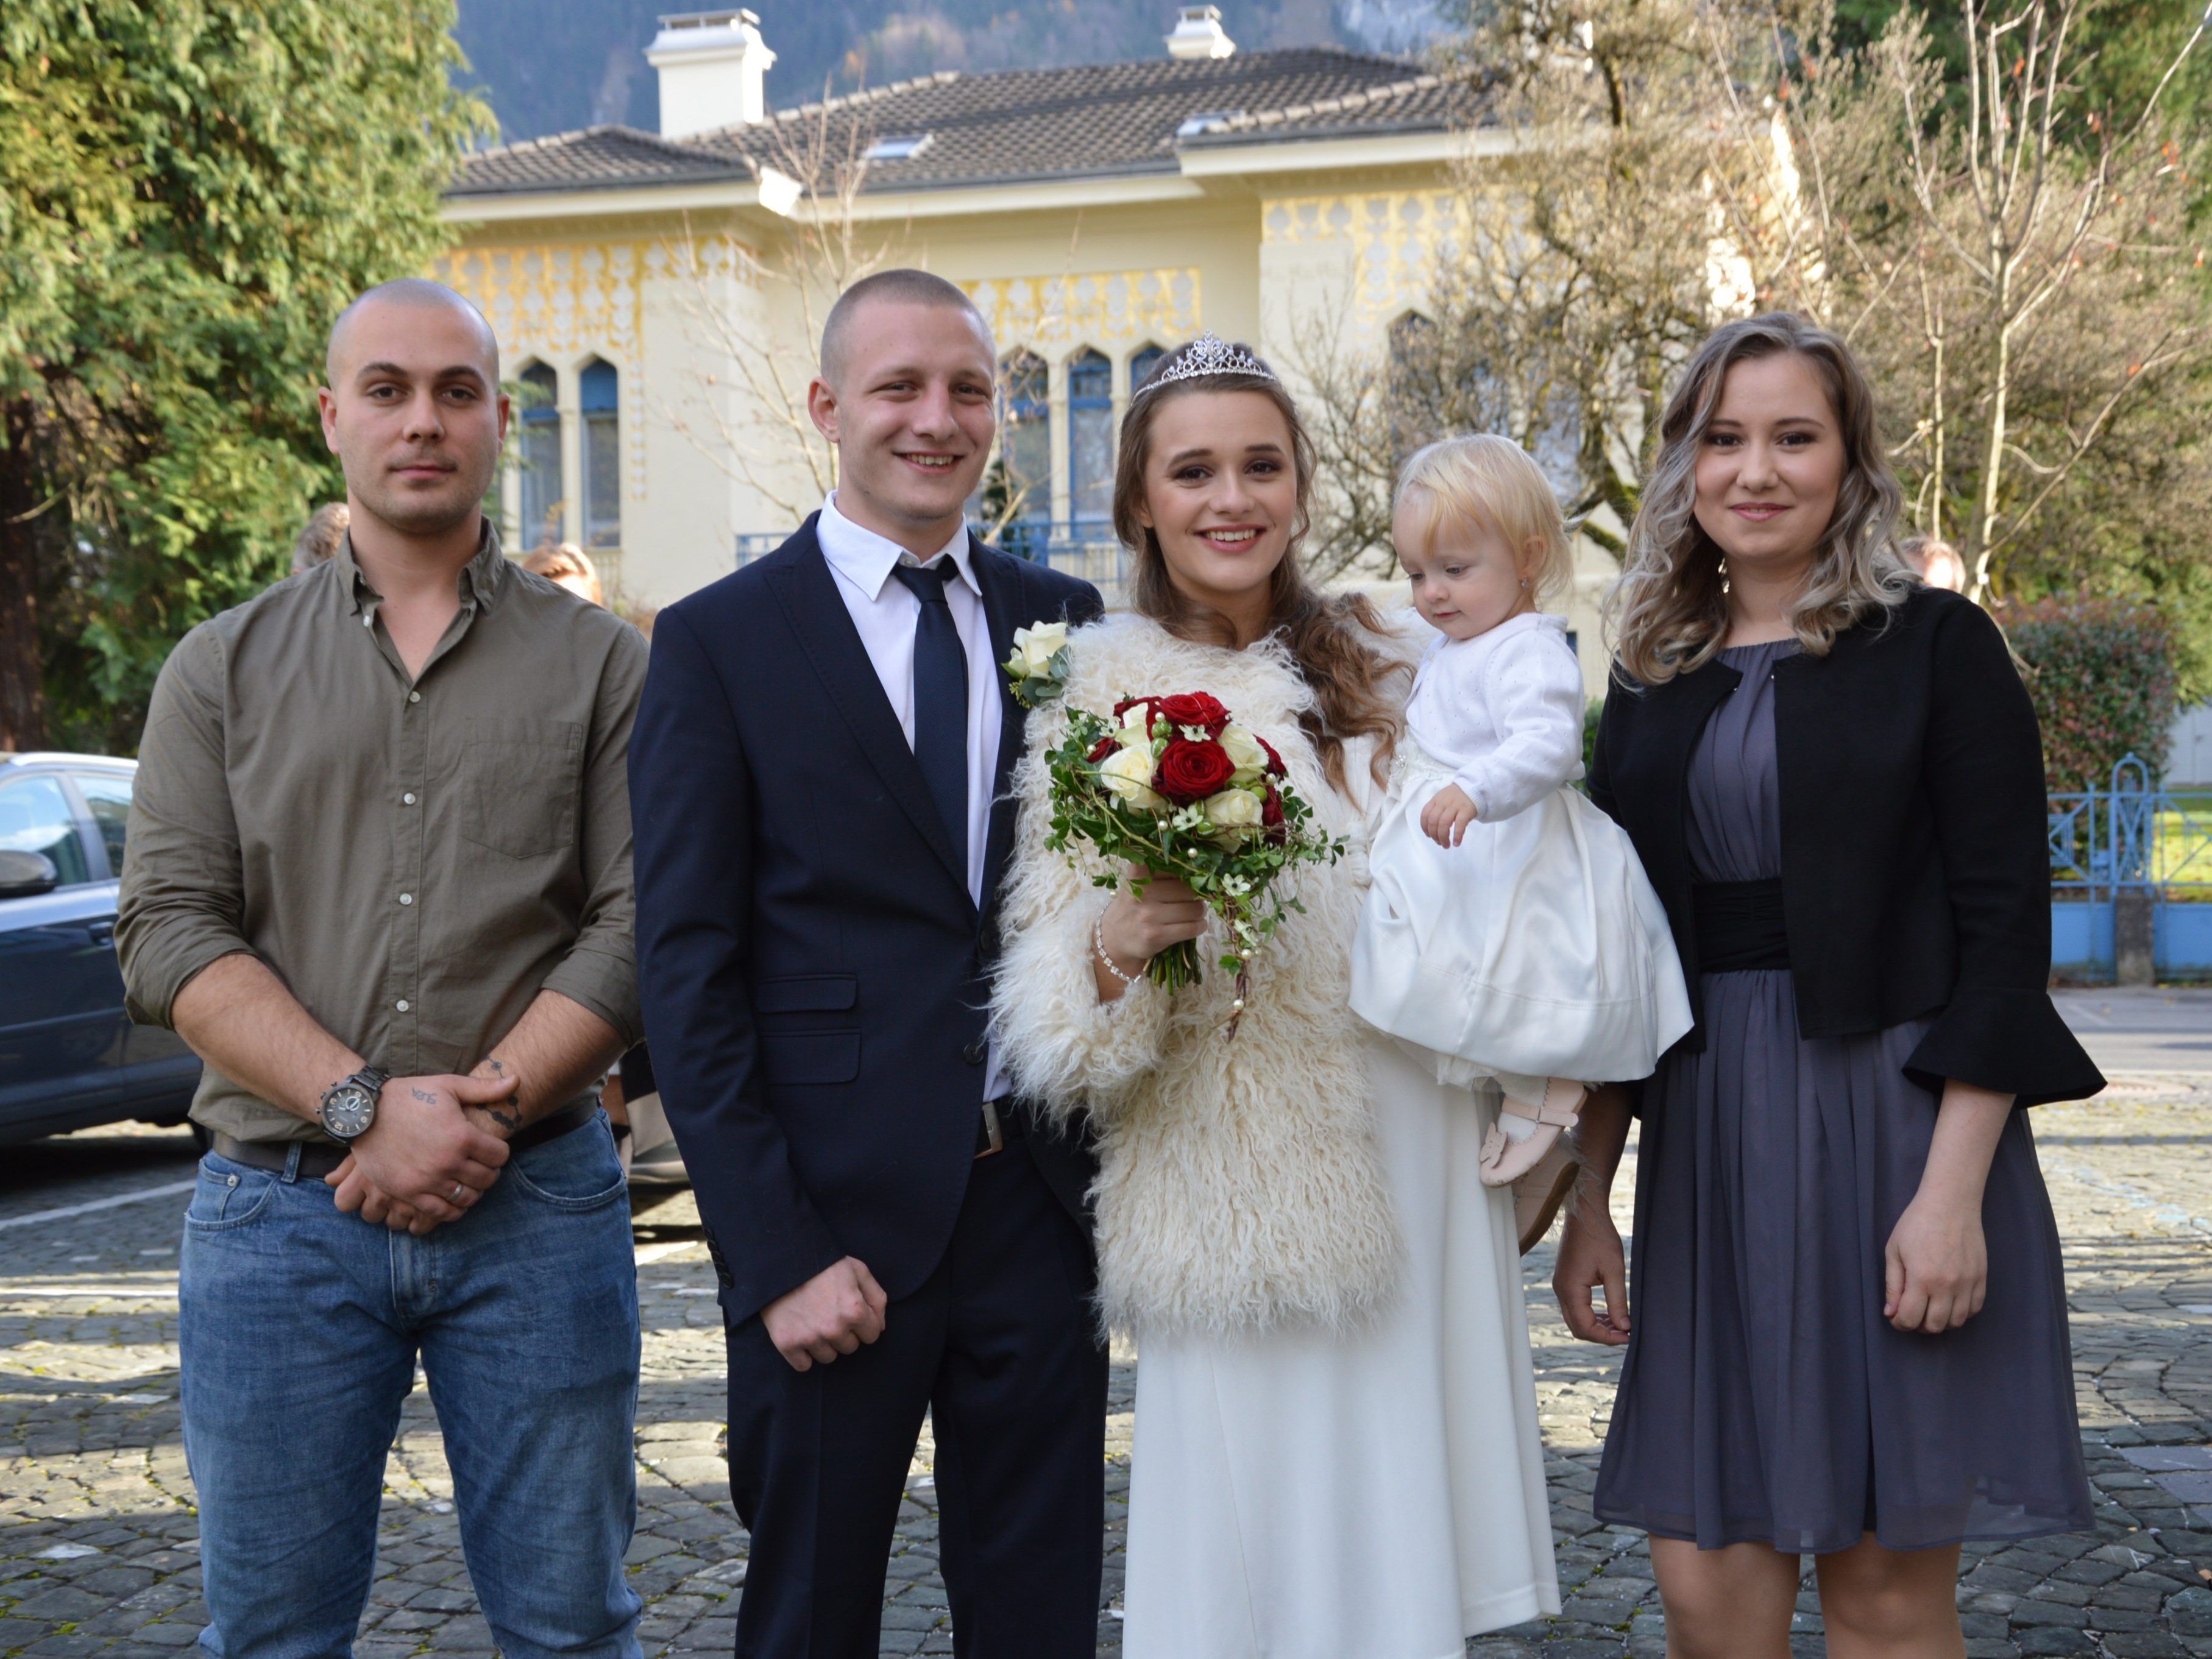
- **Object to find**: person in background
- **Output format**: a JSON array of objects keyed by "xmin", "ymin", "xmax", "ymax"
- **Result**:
[
  {"xmin": 120, "ymin": 278, "xmax": 648, "ymax": 1659},
  {"xmin": 1899, "ymin": 532, "xmax": 1967, "ymax": 593},
  {"xmin": 517, "ymin": 540, "xmax": 673, "ymax": 1178},
  {"xmin": 522, "ymin": 540, "xmax": 605, "ymax": 606},
  {"xmin": 290, "ymin": 501, "xmax": 350, "ymax": 575}
]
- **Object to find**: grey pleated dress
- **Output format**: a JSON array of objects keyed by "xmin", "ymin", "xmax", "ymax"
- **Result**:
[{"xmin": 1592, "ymin": 638, "xmax": 2093, "ymax": 1552}]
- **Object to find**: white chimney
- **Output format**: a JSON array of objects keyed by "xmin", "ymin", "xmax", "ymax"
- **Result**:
[
  {"xmin": 1166, "ymin": 5, "xmax": 1238, "ymax": 58},
  {"xmin": 647, "ymin": 9, "xmax": 776, "ymax": 139}
]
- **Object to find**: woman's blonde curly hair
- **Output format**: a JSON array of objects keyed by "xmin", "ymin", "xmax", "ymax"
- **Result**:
[{"xmin": 1605, "ymin": 312, "xmax": 1915, "ymax": 687}]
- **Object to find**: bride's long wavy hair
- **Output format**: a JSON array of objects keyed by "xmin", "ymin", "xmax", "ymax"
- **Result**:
[
  {"xmin": 1110, "ymin": 341, "xmax": 1403, "ymax": 790},
  {"xmin": 1605, "ymin": 313, "xmax": 1913, "ymax": 686}
]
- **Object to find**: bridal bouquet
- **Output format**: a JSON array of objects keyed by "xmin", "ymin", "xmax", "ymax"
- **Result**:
[{"xmin": 1005, "ymin": 627, "xmax": 1344, "ymax": 1025}]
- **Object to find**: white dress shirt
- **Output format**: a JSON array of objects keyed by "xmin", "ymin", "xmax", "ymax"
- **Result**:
[
  {"xmin": 816, "ymin": 492, "xmax": 1008, "ymax": 1103},
  {"xmin": 1403, "ymin": 611, "xmax": 1585, "ymax": 821}
]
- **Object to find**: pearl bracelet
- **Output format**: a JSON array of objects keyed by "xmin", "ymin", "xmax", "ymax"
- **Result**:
[{"xmin": 1093, "ymin": 913, "xmax": 1140, "ymax": 986}]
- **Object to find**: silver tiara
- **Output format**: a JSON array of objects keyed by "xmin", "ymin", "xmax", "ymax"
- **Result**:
[{"xmin": 1133, "ymin": 332, "xmax": 1277, "ymax": 397}]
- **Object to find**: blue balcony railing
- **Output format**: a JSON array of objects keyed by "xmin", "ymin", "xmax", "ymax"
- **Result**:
[{"xmin": 737, "ymin": 522, "xmax": 1129, "ymax": 606}]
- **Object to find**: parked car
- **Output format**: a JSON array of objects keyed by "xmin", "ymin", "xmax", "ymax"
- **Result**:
[{"xmin": 0, "ymin": 752, "xmax": 202, "ymax": 1145}]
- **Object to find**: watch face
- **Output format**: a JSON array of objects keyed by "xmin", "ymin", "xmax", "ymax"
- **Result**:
[{"xmin": 322, "ymin": 1085, "xmax": 377, "ymax": 1139}]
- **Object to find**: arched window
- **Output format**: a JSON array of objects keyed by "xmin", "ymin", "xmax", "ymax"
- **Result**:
[
  {"xmin": 1130, "ymin": 344, "xmax": 1167, "ymax": 395},
  {"xmin": 517, "ymin": 362, "xmax": 562, "ymax": 548},
  {"xmin": 1001, "ymin": 350, "xmax": 1050, "ymax": 534},
  {"xmin": 580, "ymin": 359, "xmax": 620, "ymax": 551},
  {"xmin": 1067, "ymin": 349, "xmax": 1113, "ymax": 528}
]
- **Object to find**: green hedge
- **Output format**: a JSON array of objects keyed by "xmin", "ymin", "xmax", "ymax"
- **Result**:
[{"xmin": 2010, "ymin": 599, "xmax": 2180, "ymax": 792}]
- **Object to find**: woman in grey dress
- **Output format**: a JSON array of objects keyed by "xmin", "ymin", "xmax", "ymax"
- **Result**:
[{"xmin": 1557, "ymin": 314, "xmax": 2104, "ymax": 1658}]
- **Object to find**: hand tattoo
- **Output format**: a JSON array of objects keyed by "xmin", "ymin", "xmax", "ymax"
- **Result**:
[{"xmin": 409, "ymin": 1086, "xmax": 439, "ymax": 1105}]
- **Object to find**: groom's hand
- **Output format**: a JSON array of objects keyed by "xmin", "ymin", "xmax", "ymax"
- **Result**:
[{"xmin": 764, "ymin": 1257, "xmax": 889, "ymax": 1371}]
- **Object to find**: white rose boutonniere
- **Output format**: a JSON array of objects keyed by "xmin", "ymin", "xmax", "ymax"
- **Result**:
[{"xmin": 1002, "ymin": 621, "xmax": 1071, "ymax": 709}]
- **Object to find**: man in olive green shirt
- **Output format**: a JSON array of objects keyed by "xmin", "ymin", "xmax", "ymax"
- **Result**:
[{"xmin": 118, "ymin": 279, "xmax": 647, "ymax": 1659}]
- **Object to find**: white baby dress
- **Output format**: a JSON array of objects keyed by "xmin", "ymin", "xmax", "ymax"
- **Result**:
[{"xmin": 1350, "ymin": 613, "xmax": 1691, "ymax": 1084}]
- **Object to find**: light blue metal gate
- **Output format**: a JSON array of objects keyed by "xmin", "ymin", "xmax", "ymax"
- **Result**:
[{"xmin": 2051, "ymin": 755, "xmax": 2212, "ymax": 980}]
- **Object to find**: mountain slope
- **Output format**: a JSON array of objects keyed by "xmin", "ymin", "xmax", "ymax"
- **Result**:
[{"xmin": 452, "ymin": 0, "xmax": 1446, "ymax": 144}]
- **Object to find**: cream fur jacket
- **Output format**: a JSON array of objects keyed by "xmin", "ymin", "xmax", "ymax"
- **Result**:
[{"xmin": 990, "ymin": 614, "xmax": 1405, "ymax": 1338}]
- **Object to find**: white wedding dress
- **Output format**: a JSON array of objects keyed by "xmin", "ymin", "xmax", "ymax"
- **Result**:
[{"xmin": 1122, "ymin": 1035, "xmax": 1560, "ymax": 1657}]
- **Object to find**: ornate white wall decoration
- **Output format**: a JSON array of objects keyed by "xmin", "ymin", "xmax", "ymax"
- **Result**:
[
  {"xmin": 963, "ymin": 268, "xmax": 1201, "ymax": 355},
  {"xmin": 435, "ymin": 241, "xmax": 653, "ymax": 502},
  {"xmin": 1262, "ymin": 191, "xmax": 1461, "ymax": 333}
]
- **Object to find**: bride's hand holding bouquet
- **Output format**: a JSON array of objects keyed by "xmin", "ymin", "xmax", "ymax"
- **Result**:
[{"xmin": 1004, "ymin": 625, "xmax": 1344, "ymax": 1031}]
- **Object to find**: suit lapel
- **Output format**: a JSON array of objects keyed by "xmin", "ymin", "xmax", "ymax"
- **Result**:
[
  {"xmin": 766, "ymin": 529, "xmax": 973, "ymax": 908},
  {"xmin": 973, "ymin": 540, "xmax": 1030, "ymax": 936}
]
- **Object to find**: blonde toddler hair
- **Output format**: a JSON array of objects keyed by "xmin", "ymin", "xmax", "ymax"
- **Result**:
[{"xmin": 1394, "ymin": 435, "xmax": 1575, "ymax": 606}]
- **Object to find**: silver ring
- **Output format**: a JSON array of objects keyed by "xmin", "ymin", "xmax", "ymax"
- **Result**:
[{"xmin": 450, "ymin": 1183, "xmax": 466, "ymax": 1204}]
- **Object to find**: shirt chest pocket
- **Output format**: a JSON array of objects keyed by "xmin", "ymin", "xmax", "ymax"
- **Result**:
[{"xmin": 457, "ymin": 717, "xmax": 586, "ymax": 860}]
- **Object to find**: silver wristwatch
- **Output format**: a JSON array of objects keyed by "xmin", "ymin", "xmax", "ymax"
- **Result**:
[{"xmin": 317, "ymin": 1066, "xmax": 389, "ymax": 1141}]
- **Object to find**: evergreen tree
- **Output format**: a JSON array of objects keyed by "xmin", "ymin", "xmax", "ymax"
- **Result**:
[{"xmin": 0, "ymin": 0, "xmax": 488, "ymax": 750}]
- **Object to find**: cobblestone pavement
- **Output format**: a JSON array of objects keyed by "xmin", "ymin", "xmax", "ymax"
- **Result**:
[{"xmin": 3, "ymin": 1067, "xmax": 2210, "ymax": 1658}]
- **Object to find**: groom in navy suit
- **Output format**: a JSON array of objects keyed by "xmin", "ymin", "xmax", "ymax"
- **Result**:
[{"xmin": 629, "ymin": 270, "xmax": 1106, "ymax": 1658}]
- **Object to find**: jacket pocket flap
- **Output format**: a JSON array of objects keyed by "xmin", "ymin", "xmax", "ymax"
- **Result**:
[{"xmin": 755, "ymin": 975, "xmax": 858, "ymax": 1014}]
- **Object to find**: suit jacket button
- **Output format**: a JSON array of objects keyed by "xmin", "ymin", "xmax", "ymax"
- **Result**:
[{"xmin": 963, "ymin": 1041, "xmax": 986, "ymax": 1065}]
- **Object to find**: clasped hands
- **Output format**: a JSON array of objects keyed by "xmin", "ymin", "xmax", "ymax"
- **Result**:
[{"xmin": 324, "ymin": 1068, "xmax": 523, "ymax": 1236}]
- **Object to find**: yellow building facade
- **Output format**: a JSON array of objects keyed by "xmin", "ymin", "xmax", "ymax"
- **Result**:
[{"xmin": 438, "ymin": 7, "xmax": 1618, "ymax": 688}]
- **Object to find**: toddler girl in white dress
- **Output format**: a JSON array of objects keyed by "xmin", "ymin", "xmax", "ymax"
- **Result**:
[{"xmin": 1350, "ymin": 436, "xmax": 1689, "ymax": 1241}]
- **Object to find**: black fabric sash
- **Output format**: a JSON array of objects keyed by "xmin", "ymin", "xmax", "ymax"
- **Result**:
[{"xmin": 1692, "ymin": 878, "xmax": 1790, "ymax": 972}]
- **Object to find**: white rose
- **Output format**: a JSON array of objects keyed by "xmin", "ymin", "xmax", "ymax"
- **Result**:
[
  {"xmin": 1119, "ymin": 701, "xmax": 1156, "ymax": 734},
  {"xmin": 1098, "ymin": 743, "xmax": 1168, "ymax": 813},
  {"xmin": 1010, "ymin": 621, "xmax": 1067, "ymax": 675},
  {"xmin": 1219, "ymin": 724, "xmax": 1267, "ymax": 783},
  {"xmin": 1202, "ymin": 786, "xmax": 1264, "ymax": 843}
]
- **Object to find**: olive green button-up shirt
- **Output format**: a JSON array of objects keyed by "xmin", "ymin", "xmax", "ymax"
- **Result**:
[{"xmin": 118, "ymin": 527, "xmax": 649, "ymax": 1142}]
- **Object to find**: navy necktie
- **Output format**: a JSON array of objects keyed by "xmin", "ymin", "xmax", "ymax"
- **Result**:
[{"xmin": 890, "ymin": 559, "xmax": 968, "ymax": 872}]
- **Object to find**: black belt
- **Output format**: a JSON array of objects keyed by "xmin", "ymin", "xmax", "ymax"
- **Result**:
[
  {"xmin": 211, "ymin": 1098, "xmax": 598, "ymax": 1178},
  {"xmin": 975, "ymin": 1097, "xmax": 1026, "ymax": 1159},
  {"xmin": 1692, "ymin": 878, "xmax": 1791, "ymax": 972}
]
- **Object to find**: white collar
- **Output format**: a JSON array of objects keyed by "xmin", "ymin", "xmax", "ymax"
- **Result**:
[
  {"xmin": 818, "ymin": 492, "xmax": 980, "ymax": 602},
  {"xmin": 1437, "ymin": 610, "xmax": 1566, "ymax": 653}
]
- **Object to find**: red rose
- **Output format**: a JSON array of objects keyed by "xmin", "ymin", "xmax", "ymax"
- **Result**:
[
  {"xmin": 1155, "ymin": 692, "xmax": 1230, "ymax": 735},
  {"xmin": 1087, "ymin": 735, "xmax": 1120, "ymax": 763},
  {"xmin": 1113, "ymin": 696, "xmax": 1157, "ymax": 726},
  {"xmin": 1257, "ymin": 736, "xmax": 1287, "ymax": 776},
  {"xmin": 1153, "ymin": 738, "xmax": 1235, "ymax": 804},
  {"xmin": 1261, "ymin": 784, "xmax": 1285, "ymax": 828}
]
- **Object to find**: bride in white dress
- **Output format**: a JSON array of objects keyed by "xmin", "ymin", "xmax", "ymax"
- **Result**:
[{"xmin": 990, "ymin": 337, "xmax": 1559, "ymax": 1658}]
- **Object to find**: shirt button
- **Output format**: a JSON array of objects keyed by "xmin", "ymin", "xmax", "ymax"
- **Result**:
[
  {"xmin": 395, "ymin": 999, "xmax": 411, "ymax": 1013},
  {"xmin": 402, "ymin": 793, "xmax": 417, "ymax": 805},
  {"xmin": 399, "ymin": 893, "xmax": 414, "ymax": 906},
  {"xmin": 408, "ymin": 691, "xmax": 421, "ymax": 704}
]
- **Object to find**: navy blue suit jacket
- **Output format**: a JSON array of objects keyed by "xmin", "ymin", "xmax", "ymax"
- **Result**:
[{"xmin": 629, "ymin": 517, "xmax": 1105, "ymax": 1321}]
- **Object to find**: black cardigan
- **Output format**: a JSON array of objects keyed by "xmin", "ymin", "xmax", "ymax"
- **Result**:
[{"xmin": 1589, "ymin": 586, "xmax": 2104, "ymax": 1108}]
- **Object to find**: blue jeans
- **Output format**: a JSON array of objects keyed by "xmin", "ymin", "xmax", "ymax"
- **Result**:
[{"xmin": 179, "ymin": 1117, "xmax": 643, "ymax": 1659}]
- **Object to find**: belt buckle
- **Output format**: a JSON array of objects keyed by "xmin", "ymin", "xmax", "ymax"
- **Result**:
[{"xmin": 974, "ymin": 1098, "xmax": 1004, "ymax": 1160}]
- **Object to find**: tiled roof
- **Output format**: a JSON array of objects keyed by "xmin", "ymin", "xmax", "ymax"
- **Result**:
[
  {"xmin": 456, "ymin": 126, "xmax": 758, "ymax": 194},
  {"xmin": 451, "ymin": 46, "xmax": 1484, "ymax": 199}
]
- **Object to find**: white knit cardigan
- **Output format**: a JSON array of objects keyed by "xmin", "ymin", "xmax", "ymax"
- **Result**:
[{"xmin": 990, "ymin": 614, "xmax": 1404, "ymax": 1337}]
